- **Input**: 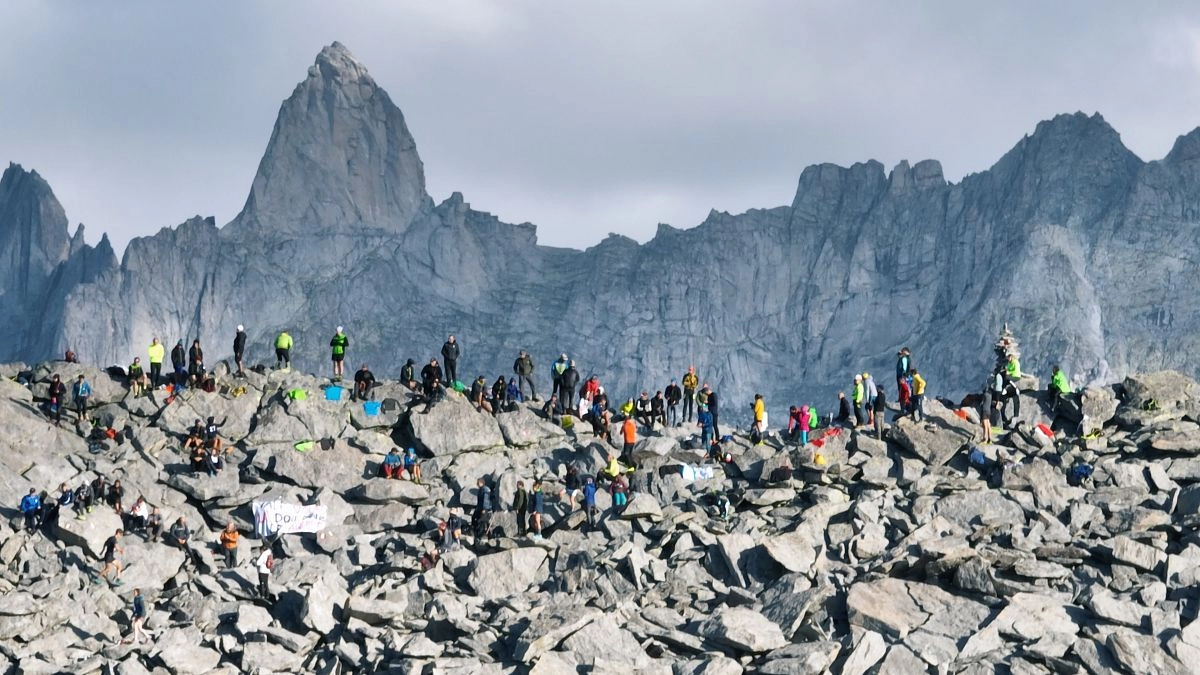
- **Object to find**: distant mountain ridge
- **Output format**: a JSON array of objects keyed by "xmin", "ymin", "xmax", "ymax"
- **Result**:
[{"xmin": 3, "ymin": 41, "xmax": 1200, "ymax": 419}]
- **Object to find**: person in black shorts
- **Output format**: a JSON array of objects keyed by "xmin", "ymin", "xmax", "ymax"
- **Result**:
[{"xmin": 95, "ymin": 528, "xmax": 125, "ymax": 586}]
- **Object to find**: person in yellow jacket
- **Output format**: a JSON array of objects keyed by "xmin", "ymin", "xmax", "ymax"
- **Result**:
[
  {"xmin": 147, "ymin": 337, "xmax": 165, "ymax": 389},
  {"xmin": 682, "ymin": 366, "xmax": 699, "ymax": 423},
  {"xmin": 752, "ymin": 393, "xmax": 766, "ymax": 444},
  {"xmin": 274, "ymin": 331, "xmax": 293, "ymax": 370},
  {"xmin": 1006, "ymin": 355, "xmax": 1021, "ymax": 381},
  {"xmin": 910, "ymin": 369, "xmax": 926, "ymax": 422}
]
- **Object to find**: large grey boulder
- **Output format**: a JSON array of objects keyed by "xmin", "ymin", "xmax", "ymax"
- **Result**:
[
  {"xmin": 404, "ymin": 395, "xmax": 505, "ymax": 456},
  {"xmin": 697, "ymin": 607, "xmax": 787, "ymax": 653},
  {"xmin": 890, "ymin": 401, "xmax": 975, "ymax": 466},
  {"xmin": 468, "ymin": 547, "xmax": 549, "ymax": 600}
]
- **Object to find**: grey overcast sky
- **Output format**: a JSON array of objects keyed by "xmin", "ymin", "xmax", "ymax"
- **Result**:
[{"xmin": 3, "ymin": 2, "xmax": 1200, "ymax": 253}]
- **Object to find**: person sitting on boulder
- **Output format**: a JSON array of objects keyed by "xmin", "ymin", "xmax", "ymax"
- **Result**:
[
  {"xmin": 72, "ymin": 481, "xmax": 92, "ymax": 520},
  {"xmin": 1049, "ymin": 365, "xmax": 1071, "ymax": 410},
  {"xmin": 445, "ymin": 510, "xmax": 464, "ymax": 549},
  {"xmin": 183, "ymin": 423, "xmax": 204, "ymax": 454},
  {"xmin": 400, "ymin": 359, "xmax": 418, "ymax": 391},
  {"xmin": 435, "ymin": 521, "xmax": 456, "ymax": 553},
  {"xmin": 601, "ymin": 454, "xmax": 623, "ymax": 486},
  {"xmin": 206, "ymin": 447, "xmax": 224, "ymax": 476},
  {"xmin": 169, "ymin": 516, "xmax": 190, "ymax": 548},
  {"xmin": 146, "ymin": 506, "xmax": 163, "ymax": 541},
  {"xmin": 127, "ymin": 357, "xmax": 148, "ymax": 397},
  {"xmin": 540, "ymin": 394, "xmax": 561, "ymax": 425},
  {"xmin": 190, "ymin": 443, "xmax": 208, "ymax": 474},
  {"xmin": 64, "ymin": 349, "xmax": 78, "ymax": 363},
  {"xmin": 491, "ymin": 375, "xmax": 507, "ymax": 412},
  {"xmin": 125, "ymin": 496, "xmax": 150, "ymax": 533},
  {"xmin": 620, "ymin": 397, "xmax": 635, "ymax": 420},
  {"xmin": 470, "ymin": 375, "xmax": 493, "ymax": 414},
  {"xmin": 609, "ymin": 474, "xmax": 628, "ymax": 512},
  {"xmin": 506, "ymin": 377, "xmax": 522, "ymax": 404},
  {"xmin": 472, "ymin": 478, "xmax": 495, "ymax": 540},
  {"xmin": 403, "ymin": 448, "xmax": 422, "ymax": 484},
  {"xmin": 379, "ymin": 447, "xmax": 403, "ymax": 479},
  {"xmin": 187, "ymin": 339, "xmax": 205, "ymax": 385},
  {"xmin": 90, "ymin": 476, "xmax": 107, "ymax": 512},
  {"xmin": 107, "ymin": 479, "xmax": 125, "ymax": 515},
  {"xmin": 352, "ymin": 364, "xmax": 376, "ymax": 402},
  {"xmin": 419, "ymin": 359, "xmax": 443, "ymax": 414}
]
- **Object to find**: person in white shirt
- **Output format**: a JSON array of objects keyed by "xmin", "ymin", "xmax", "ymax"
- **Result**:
[{"xmin": 255, "ymin": 546, "xmax": 275, "ymax": 599}]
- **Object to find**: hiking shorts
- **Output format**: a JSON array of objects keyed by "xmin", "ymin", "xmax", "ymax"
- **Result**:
[{"xmin": 332, "ymin": 353, "xmax": 344, "ymax": 362}]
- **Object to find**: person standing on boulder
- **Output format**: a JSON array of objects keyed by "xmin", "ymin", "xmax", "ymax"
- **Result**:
[
  {"xmin": 896, "ymin": 348, "xmax": 912, "ymax": 388},
  {"xmin": 440, "ymin": 335, "xmax": 460, "ymax": 385},
  {"xmin": 94, "ymin": 528, "xmax": 124, "ymax": 585},
  {"xmin": 47, "ymin": 374, "xmax": 66, "ymax": 425},
  {"xmin": 560, "ymin": 360, "xmax": 580, "ymax": 414},
  {"xmin": 697, "ymin": 404, "xmax": 714, "ymax": 449},
  {"xmin": 147, "ymin": 337, "xmax": 165, "ymax": 388},
  {"xmin": 582, "ymin": 474, "xmax": 598, "ymax": 528},
  {"xmin": 551, "ymin": 354, "xmax": 569, "ymax": 406},
  {"xmin": 219, "ymin": 522, "xmax": 239, "ymax": 569},
  {"xmin": 682, "ymin": 367, "xmax": 699, "ymax": 423},
  {"xmin": 127, "ymin": 357, "xmax": 147, "ymax": 397},
  {"xmin": 873, "ymin": 386, "xmax": 888, "ymax": 440},
  {"xmin": 233, "ymin": 325, "xmax": 247, "ymax": 377},
  {"xmin": 665, "ymin": 379, "xmax": 682, "ymax": 426},
  {"xmin": 753, "ymin": 394, "xmax": 766, "ymax": 445},
  {"xmin": 530, "ymin": 481, "xmax": 545, "ymax": 539},
  {"xmin": 170, "ymin": 340, "xmax": 186, "ymax": 386},
  {"xmin": 707, "ymin": 387, "xmax": 721, "ymax": 439},
  {"xmin": 512, "ymin": 480, "xmax": 529, "ymax": 536},
  {"xmin": 863, "ymin": 373, "xmax": 878, "ymax": 425},
  {"xmin": 255, "ymin": 544, "xmax": 275, "ymax": 600},
  {"xmin": 621, "ymin": 416, "xmax": 638, "ymax": 464},
  {"xmin": 72, "ymin": 374, "xmax": 92, "ymax": 423},
  {"xmin": 472, "ymin": 478, "xmax": 494, "ymax": 541},
  {"xmin": 329, "ymin": 326, "xmax": 348, "ymax": 381},
  {"xmin": 274, "ymin": 331, "xmax": 293, "ymax": 370},
  {"xmin": 1049, "ymin": 365, "xmax": 1071, "ymax": 410},
  {"xmin": 513, "ymin": 351, "xmax": 537, "ymax": 401},
  {"xmin": 852, "ymin": 375, "xmax": 865, "ymax": 427},
  {"xmin": 123, "ymin": 588, "xmax": 149, "ymax": 645},
  {"xmin": 910, "ymin": 369, "xmax": 926, "ymax": 421},
  {"xmin": 980, "ymin": 383, "xmax": 995, "ymax": 444}
]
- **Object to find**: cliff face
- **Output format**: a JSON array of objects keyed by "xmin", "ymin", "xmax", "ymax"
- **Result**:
[{"xmin": 2, "ymin": 44, "xmax": 1199, "ymax": 419}]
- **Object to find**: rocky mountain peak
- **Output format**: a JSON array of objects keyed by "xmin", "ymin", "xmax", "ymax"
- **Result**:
[
  {"xmin": 230, "ymin": 42, "xmax": 430, "ymax": 238},
  {"xmin": 0, "ymin": 163, "xmax": 70, "ymax": 304}
]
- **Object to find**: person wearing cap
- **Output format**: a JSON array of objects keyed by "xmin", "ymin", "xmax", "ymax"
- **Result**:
[
  {"xmin": 403, "ymin": 447, "xmax": 422, "ymax": 483},
  {"xmin": 330, "ymin": 326, "xmax": 349, "ymax": 381},
  {"xmin": 400, "ymin": 358, "xmax": 417, "ymax": 390},
  {"xmin": 852, "ymin": 374, "xmax": 865, "ymax": 427},
  {"xmin": 896, "ymin": 347, "xmax": 912, "ymax": 388},
  {"xmin": 353, "ymin": 363, "xmax": 376, "ymax": 401},
  {"xmin": 233, "ymin": 325, "xmax": 247, "ymax": 377},
  {"xmin": 551, "ymin": 353, "xmax": 569, "ymax": 408}
]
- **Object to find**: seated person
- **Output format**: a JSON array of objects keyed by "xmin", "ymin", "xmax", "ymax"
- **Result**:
[
  {"xmin": 190, "ymin": 444, "xmax": 208, "ymax": 473},
  {"xmin": 204, "ymin": 416, "xmax": 225, "ymax": 453},
  {"xmin": 125, "ymin": 496, "xmax": 150, "ymax": 532},
  {"xmin": 650, "ymin": 391, "xmax": 666, "ymax": 427},
  {"xmin": 127, "ymin": 357, "xmax": 148, "ymax": 397},
  {"xmin": 400, "ymin": 359, "xmax": 418, "ymax": 391},
  {"xmin": 169, "ymin": 517, "xmax": 190, "ymax": 548},
  {"xmin": 379, "ymin": 447, "xmax": 403, "ymax": 479},
  {"xmin": 506, "ymin": 377, "xmax": 522, "ymax": 403},
  {"xmin": 146, "ymin": 506, "xmax": 163, "ymax": 540},
  {"xmin": 206, "ymin": 447, "xmax": 224, "ymax": 476},
  {"xmin": 403, "ymin": 447, "xmax": 422, "ymax": 483},
  {"xmin": 634, "ymin": 392, "xmax": 654, "ymax": 429},
  {"xmin": 353, "ymin": 364, "xmax": 377, "ymax": 401},
  {"xmin": 470, "ymin": 376, "xmax": 493, "ymax": 414}
]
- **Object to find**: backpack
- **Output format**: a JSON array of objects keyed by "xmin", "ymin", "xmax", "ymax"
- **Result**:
[{"xmin": 749, "ymin": 426, "xmax": 762, "ymax": 445}]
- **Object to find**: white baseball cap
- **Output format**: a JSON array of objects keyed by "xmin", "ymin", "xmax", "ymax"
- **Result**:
[
  {"xmin": 237, "ymin": 325, "xmax": 244, "ymax": 332},
  {"xmin": 337, "ymin": 325, "xmax": 344, "ymax": 332}
]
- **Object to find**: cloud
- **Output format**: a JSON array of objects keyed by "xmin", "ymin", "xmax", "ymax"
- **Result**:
[{"xmin": 3, "ymin": 2, "xmax": 1200, "ymax": 252}]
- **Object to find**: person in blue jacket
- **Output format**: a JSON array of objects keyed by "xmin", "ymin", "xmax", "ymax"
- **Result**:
[{"xmin": 20, "ymin": 488, "xmax": 41, "ymax": 532}]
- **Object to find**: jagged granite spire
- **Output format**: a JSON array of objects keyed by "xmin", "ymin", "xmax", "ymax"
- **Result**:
[
  {"xmin": 232, "ymin": 42, "xmax": 429, "ymax": 237},
  {"xmin": 0, "ymin": 164, "xmax": 70, "ymax": 303}
]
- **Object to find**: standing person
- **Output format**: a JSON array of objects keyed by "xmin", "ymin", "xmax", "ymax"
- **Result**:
[
  {"xmin": 329, "ymin": 326, "xmax": 348, "ymax": 381},
  {"xmin": 94, "ymin": 529, "xmax": 124, "ymax": 585},
  {"xmin": 799, "ymin": 405, "xmax": 811, "ymax": 445},
  {"xmin": 873, "ymin": 386, "xmax": 888, "ymax": 440},
  {"xmin": 440, "ymin": 335, "xmax": 460, "ymax": 385},
  {"xmin": 20, "ymin": 488, "xmax": 41, "ymax": 532},
  {"xmin": 219, "ymin": 522, "xmax": 239, "ymax": 569},
  {"xmin": 551, "ymin": 354, "xmax": 569, "ymax": 405},
  {"xmin": 170, "ymin": 340, "xmax": 186, "ymax": 386},
  {"xmin": 513, "ymin": 351, "xmax": 537, "ymax": 401},
  {"xmin": 610, "ymin": 474, "xmax": 628, "ymax": 512},
  {"xmin": 530, "ymin": 481, "xmax": 545, "ymax": 539},
  {"xmin": 274, "ymin": 331, "xmax": 293, "ymax": 370},
  {"xmin": 582, "ymin": 474, "xmax": 598, "ymax": 528},
  {"xmin": 72, "ymin": 481, "xmax": 92, "ymax": 520},
  {"xmin": 187, "ymin": 339, "xmax": 205, "ymax": 385},
  {"xmin": 621, "ymin": 416, "xmax": 637, "ymax": 464},
  {"xmin": 232, "ymin": 325, "xmax": 247, "ymax": 377},
  {"xmin": 472, "ymin": 478, "xmax": 494, "ymax": 540},
  {"xmin": 896, "ymin": 348, "xmax": 912, "ymax": 388},
  {"xmin": 698, "ymin": 404, "xmax": 714, "ymax": 449},
  {"xmin": 682, "ymin": 367, "xmax": 699, "ymax": 423},
  {"xmin": 752, "ymin": 394, "xmax": 766, "ymax": 445},
  {"xmin": 980, "ymin": 383, "xmax": 995, "ymax": 444},
  {"xmin": 147, "ymin": 337, "xmax": 165, "ymax": 388},
  {"xmin": 665, "ymin": 379, "xmax": 682, "ymax": 427},
  {"xmin": 123, "ymin": 588, "xmax": 149, "ymax": 645},
  {"xmin": 852, "ymin": 375, "xmax": 865, "ymax": 427},
  {"xmin": 512, "ymin": 481, "xmax": 529, "ymax": 536},
  {"xmin": 560, "ymin": 361, "xmax": 580, "ymax": 414},
  {"xmin": 47, "ymin": 374, "xmax": 66, "ymax": 425},
  {"xmin": 255, "ymin": 545, "xmax": 274, "ymax": 600},
  {"xmin": 707, "ymin": 387, "xmax": 721, "ymax": 439},
  {"xmin": 1049, "ymin": 365, "xmax": 1070, "ymax": 410},
  {"xmin": 910, "ymin": 369, "xmax": 926, "ymax": 421},
  {"xmin": 72, "ymin": 374, "xmax": 92, "ymax": 423},
  {"xmin": 864, "ymin": 373, "xmax": 878, "ymax": 425}
]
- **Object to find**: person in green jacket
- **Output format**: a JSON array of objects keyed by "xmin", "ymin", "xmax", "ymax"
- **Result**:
[
  {"xmin": 1050, "ymin": 365, "xmax": 1071, "ymax": 409},
  {"xmin": 274, "ymin": 331, "xmax": 293, "ymax": 370},
  {"xmin": 329, "ymin": 326, "xmax": 348, "ymax": 381},
  {"xmin": 852, "ymin": 374, "xmax": 865, "ymax": 427},
  {"xmin": 1006, "ymin": 355, "xmax": 1022, "ymax": 381}
]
